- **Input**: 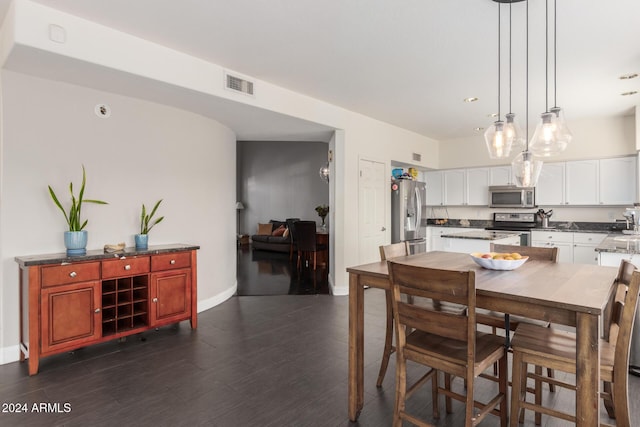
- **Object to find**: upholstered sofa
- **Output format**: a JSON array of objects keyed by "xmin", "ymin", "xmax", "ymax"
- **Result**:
[{"xmin": 250, "ymin": 219, "xmax": 293, "ymax": 253}]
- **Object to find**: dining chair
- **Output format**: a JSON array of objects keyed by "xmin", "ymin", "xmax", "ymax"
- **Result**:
[
  {"xmin": 387, "ymin": 261, "xmax": 508, "ymax": 427},
  {"xmin": 285, "ymin": 217, "xmax": 300, "ymax": 261},
  {"xmin": 294, "ymin": 220, "xmax": 326, "ymax": 270},
  {"xmin": 476, "ymin": 243, "xmax": 558, "ymax": 410},
  {"xmin": 509, "ymin": 259, "xmax": 639, "ymax": 427}
]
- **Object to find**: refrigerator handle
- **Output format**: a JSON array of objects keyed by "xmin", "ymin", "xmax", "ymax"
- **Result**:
[{"xmin": 415, "ymin": 186, "xmax": 422, "ymax": 238}]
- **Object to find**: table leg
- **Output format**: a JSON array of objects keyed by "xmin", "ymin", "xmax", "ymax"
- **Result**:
[
  {"xmin": 575, "ymin": 312, "xmax": 599, "ymax": 427},
  {"xmin": 348, "ymin": 273, "xmax": 365, "ymax": 421}
]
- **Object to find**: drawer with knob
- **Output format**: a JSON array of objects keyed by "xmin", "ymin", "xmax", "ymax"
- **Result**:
[
  {"xmin": 102, "ymin": 256, "xmax": 150, "ymax": 279},
  {"xmin": 151, "ymin": 252, "xmax": 191, "ymax": 271},
  {"xmin": 41, "ymin": 262, "xmax": 100, "ymax": 287}
]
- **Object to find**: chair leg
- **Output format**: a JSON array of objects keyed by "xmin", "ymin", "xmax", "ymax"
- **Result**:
[
  {"xmin": 499, "ymin": 354, "xmax": 508, "ymax": 427},
  {"xmin": 602, "ymin": 381, "xmax": 616, "ymax": 418},
  {"xmin": 376, "ymin": 290, "xmax": 395, "ymax": 387},
  {"xmin": 534, "ymin": 366, "xmax": 542, "ymax": 425},
  {"xmin": 547, "ymin": 367, "xmax": 556, "ymax": 392},
  {"xmin": 509, "ymin": 351, "xmax": 525, "ymax": 427},
  {"xmin": 432, "ymin": 371, "xmax": 440, "ymax": 419},
  {"xmin": 393, "ymin": 355, "xmax": 406, "ymax": 427},
  {"xmin": 444, "ymin": 373, "xmax": 452, "ymax": 414}
]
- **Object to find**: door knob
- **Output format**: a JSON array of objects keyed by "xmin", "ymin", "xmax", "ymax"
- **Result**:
[{"xmin": 381, "ymin": 227, "xmax": 386, "ymax": 231}]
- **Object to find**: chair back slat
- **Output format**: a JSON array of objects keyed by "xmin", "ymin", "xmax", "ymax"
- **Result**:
[
  {"xmin": 613, "ymin": 269, "xmax": 640, "ymax": 373},
  {"xmin": 388, "ymin": 261, "xmax": 475, "ymax": 349},
  {"xmin": 294, "ymin": 221, "xmax": 317, "ymax": 251},
  {"xmin": 379, "ymin": 242, "xmax": 410, "ymax": 261},
  {"xmin": 490, "ymin": 244, "xmax": 558, "ymax": 262}
]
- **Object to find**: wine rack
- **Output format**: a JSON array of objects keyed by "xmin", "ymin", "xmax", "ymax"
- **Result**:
[{"xmin": 102, "ymin": 275, "xmax": 149, "ymax": 336}]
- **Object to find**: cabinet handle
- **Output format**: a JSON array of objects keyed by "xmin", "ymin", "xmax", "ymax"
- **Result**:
[
  {"xmin": 124, "ymin": 265, "xmax": 131, "ymax": 270},
  {"xmin": 94, "ymin": 308, "xmax": 100, "ymax": 313},
  {"xmin": 152, "ymin": 298, "xmax": 158, "ymax": 303},
  {"xmin": 170, "ymin": 260, "xmax": 176, "ymax": 265},
  {"xmin": 69, "ymin": 271, "xmax": 77, "ymax": 278}
]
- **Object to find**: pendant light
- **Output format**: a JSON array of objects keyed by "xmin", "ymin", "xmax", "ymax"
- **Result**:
[
  {"xmin": 484, "ymin": 3, "xmax": 511, "ymax": 159},
  {"xmin": 503, "ymin": 1, "xmax": 525, "ymax": 152},
  {"xmin": 529, "ymin": 0, "xmax": 570, "ymax": 157},
  {"xmin": 512, "ymin": 0, "xmax": 542, "ymax": 187}
]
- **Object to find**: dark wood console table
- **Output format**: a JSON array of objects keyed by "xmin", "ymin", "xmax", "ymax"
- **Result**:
[{"xmin": 16, "ymin": 244, "xmax": 199, "ymax": 375}]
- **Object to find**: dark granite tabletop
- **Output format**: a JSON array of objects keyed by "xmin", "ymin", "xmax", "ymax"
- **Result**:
[{"xmin": 15, "ymin": 243, "xmax": 200, "ymax": 267}]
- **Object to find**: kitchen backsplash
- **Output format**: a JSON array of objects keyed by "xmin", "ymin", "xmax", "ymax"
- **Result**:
[{"xmin": 430, "ymin": 206, "xmax": 629, "ymax": 223}]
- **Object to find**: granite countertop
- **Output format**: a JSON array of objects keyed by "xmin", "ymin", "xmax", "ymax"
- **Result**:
[
  {"xmin": 595, "ymin": 236, "xmax": 640, "ymax": 254},
  {"xmin": 15, "ymin": 243, "xmax": 200, "ymax": 267},
  {"xmin": 440, "ymin": 230, "xmax": 522, "ymax": 241},
  {"xmin": 426, "ymin": 219, "xmax": 626, "ymax": 234}
]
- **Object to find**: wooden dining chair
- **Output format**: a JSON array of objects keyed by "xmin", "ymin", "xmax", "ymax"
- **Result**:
[
  {"xmin": 285, "ymin": 217, "xmax": 300, "ymax": 261},
  {"xmin": 294, "ymin": 220, "xmax": 326, "ymax": 270},
  {"xmin": 388, "ymin": 261, "xmax": 508, "ymax": 427},
  {"xmin": 509, "ymin": 259, "xmax": 640, "ymax": 427},
  {"xmin": 376, "ymin": 242, "xmax": 466, "ymax": 388}
]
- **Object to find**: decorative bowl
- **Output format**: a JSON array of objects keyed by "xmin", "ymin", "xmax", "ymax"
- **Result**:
[{"xmin": 470, "ymin": 253, "xmax": 528, "ymax": 271}]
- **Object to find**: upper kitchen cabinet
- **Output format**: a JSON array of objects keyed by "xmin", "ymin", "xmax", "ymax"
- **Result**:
[
  {"xmin": 536, "ymin": 162, "xmax": 565, "ymax": 205},
  {"xmin": 536, "ymin": 156, "xmax": 637, "ymax": 206},
  {"xmin": 599, "ymin": 157, "xmax": 637, "ymax": 205},
  {"xmin": 565, "ymin": 160, "xmax": 599, "ymax": 205},
  {"xmin": 489, "ymin": 166, "xmax": 513, "ymax": 186},
  {"xmin": 426, "ymin": 168, "xmax": 489, "ymax": 206},
  {"xmin": 425, "ymin": 171, "xmax": 444, "ymax": 206}
]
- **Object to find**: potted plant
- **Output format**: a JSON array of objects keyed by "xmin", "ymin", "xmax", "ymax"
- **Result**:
[
  {"xmin": 315, "ymin": 204, "xmax": 329, "ymax": 230},
  {"xmin": 48, "ymin": 166, "xmax": 108, "ymax": 255},
  {"xmin": 136, "ymin": 199, "xmax": 164, "ymax": 249}
]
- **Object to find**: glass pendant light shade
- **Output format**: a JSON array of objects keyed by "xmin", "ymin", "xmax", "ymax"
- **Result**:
[
  {"xmin": 503, "ymin": 113, "xmax": 525, "ymax": 152},
  {"xmin": 511, "ymin": 150, "xmax": 542, "ymax": 187},
  {"xmin": 529, "ymin": 111, "xmax": 562, "ymax": 157},
  {"xmin": 550, "ymin": 106, "xmax": 572, "ymax": 150},
  {"xmin": 484, "ymin": 121, "xmax": 513, "ymax": 159}
]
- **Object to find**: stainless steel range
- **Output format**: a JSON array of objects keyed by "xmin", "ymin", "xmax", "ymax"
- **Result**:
[{"xmin": 485, "ymin": 212, "xmax": 537, "ymax": 246}]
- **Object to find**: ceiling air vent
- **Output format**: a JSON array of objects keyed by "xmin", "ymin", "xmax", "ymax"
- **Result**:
[
  {"xmin": 225, "ymin": 72, "xmax": 254, "ymax": 96},
  {"xmin": 412, "ymin": 153, "xmax": 422, "ymax": 162}
]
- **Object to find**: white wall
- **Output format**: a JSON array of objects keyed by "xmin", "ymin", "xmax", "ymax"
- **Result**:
[
  {"xmin": 438, "ymin": 115, "xmax": 636, "ymax": 169},
  {"xmin": 0, "ymin": 71, "xmax": 237, "ymax": 363}
]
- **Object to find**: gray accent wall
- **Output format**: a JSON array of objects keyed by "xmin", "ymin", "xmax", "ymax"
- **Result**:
[{"xmin": 237, "ymin": 141, "xmax": 329, "ymax": 236}]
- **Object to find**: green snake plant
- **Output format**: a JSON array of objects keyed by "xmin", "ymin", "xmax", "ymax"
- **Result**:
[{"xmin": 140, "ymin": 199, "xmax": 164, "ymax": 235}]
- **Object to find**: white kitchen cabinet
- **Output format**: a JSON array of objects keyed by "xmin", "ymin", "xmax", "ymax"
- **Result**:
[
  {"xmin": 442, "ymin": 234, "xmax": 520, "ymax": 254},
  {"xmin": 425, "ymin": 171, "xmax": 444, "ymax": 206},
  {"xmin": 531, "ymin": 230, "xmax": 573, "ymax": 263},
  {"xmin": 573, "ymin": 233, "xmax": 607, "ymax": 265},
  {"xmin": 428, "ymin": 227, "xmax": 480, "ymax": 252},
  {"xmin": 599, "ymin": 157, "xmax": 637, "ymax": 205},
  {"xmin": 599, "ymin": 252, "xmax": 640, "ymax": 268},
  {"xmin": 466, "ymin": 168, "xmax": 490, "ymax": 206},
  {"xmin": 443, "ymin": 169, "xmax": 466, "ymax": 206},
  {"xmin": 536, "ymin": 162, "xmax": 565, "ymax": 206},
  {"xmin": 489, "ymin": 166, "xmax": 513, "ymax": 186},
  {"xmin": 565, "ymin": 160, "xmax": 599, "ymax": 205}
]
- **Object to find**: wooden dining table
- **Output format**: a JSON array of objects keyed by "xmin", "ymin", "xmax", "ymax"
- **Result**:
[{"xmin": 347, "ymin": 251, "xmax": 619, "ymax": 426}]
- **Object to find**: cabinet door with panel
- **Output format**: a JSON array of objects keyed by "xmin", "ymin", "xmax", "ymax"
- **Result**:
[
  {"xmin": 443, "ymin": 169, "xmax": 465, "ymax": 206},
  {"xmin": 150, "ymin": 269, "xmax": 192, "ymax": 327},
  {"xmin": 425, "ymin": 171, "xmax": 443, "ymax": 206},
  {"xmin": 531, "ymin": 231, "xmax": 574, "ymax": 263},
  {"xmin": 536, "ymin": 162, "xmax": 565, "ymax": 206},
  {"xmin": 565, "ymin": 160, "xmax": 598, "ymax": 205},
  {"xmin": 599, "ymin": 157, "xmax": 637, "ymax": 205},
  {"xmin": 573, "ymin": 233, "xmax": 607, "ymax": 265},
  {"xmin": 489, "ymin": 166, "xmax": 513, "ymax": 186},
  {"xmin": 466, "ymin": 167, "xmax": 490, "ymax": 206},
  {"xmin": 41, "ymin": 280, "xmax": 102, "ymax": 354}
]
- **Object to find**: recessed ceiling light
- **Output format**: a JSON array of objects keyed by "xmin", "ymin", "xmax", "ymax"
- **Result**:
[
  {"xmin": 621, "ymin": 91, "xmax": 638, "ymax": 96},
  {"xmin": 463, "ymin": 97, "xmax": 479, "ymax": 103},
  {"xmin": 474, "ymin": 127, "xmax": 485, "ymax": 132},
  {"xmin": 619, "ymin": 73, "xmax": 638, "ymax": 80}
]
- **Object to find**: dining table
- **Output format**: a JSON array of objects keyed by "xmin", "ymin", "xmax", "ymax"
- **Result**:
[{"xmin": 346, "ymin": 251, "xmax": 619, "ymax": 426}]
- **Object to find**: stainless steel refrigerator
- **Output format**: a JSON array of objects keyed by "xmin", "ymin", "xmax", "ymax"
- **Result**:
[{"xmin": 391, "ymin": 180, "xmax": 427, "ymax": 254}]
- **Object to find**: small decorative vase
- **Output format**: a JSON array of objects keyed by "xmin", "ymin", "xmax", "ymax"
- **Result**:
[
  {"xmin": 135, "ymin": 234, "xmax": 149, "ymax": 250},
  {"xmin": 64, "ymin": 230, "xmax": 88, "ymax": 256},
  {"xmin": 320, "ymin": 217, "xmax": 327, "ymax": 231}
]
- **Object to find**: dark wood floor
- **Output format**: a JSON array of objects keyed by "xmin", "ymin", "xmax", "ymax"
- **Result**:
[
  {"xmin": 1, "ymin": 288, "xmax": 638, "ymax": 426},
  {"xmin": 236, "ymin": 245, "xmax": 329, "ymax": 295}
]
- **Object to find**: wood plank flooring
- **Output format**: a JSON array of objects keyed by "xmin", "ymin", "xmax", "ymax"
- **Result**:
[{"xmin": 0, "ymin": 288, "xmax": 638, "ymax": 426}]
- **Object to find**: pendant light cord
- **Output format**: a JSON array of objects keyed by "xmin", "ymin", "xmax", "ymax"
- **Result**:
[
  {"xmin": 526, "ymin": 0, "xmax": 529, "ymax": 150},
  {"xmin": 544, "ymin": 0, "xmax": 549, "ymax": 112},
  {"xmin": 553, "ymin": 0, "xmax": 557, "ymax": 108},
  {"xmin": 497, "ymin": 3, "xmax": 501, "ymax": 120},
  {"xmin": 508, "ymin": 2, "xmax": 512, "ymax": 114}
]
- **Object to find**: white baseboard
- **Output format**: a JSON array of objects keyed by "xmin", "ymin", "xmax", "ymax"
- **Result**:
[
  {"xmin": 329, "ymin": 275, "xmax": 348, "ymax": 296},
  {"xmin": 1, "ymin": 344, "xmax": 21, "ymax": 365},
  {"xmin": 197, "ymin": 282, "xmax": 237, "ymax": 313}
]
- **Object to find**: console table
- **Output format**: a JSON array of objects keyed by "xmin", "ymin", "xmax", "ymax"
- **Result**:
[{"xmin": 16, "ymin": 244, "xmax": 199, "ymax": 375}]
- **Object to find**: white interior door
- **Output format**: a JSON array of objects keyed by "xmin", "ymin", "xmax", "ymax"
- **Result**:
[{"xmin": 359, "ymin": 159, "xmax": 386, "ymax": 264}]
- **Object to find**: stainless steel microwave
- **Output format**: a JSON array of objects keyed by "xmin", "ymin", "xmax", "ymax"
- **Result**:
[{"xmin": 488, "ymin": 186, "xmax": 536, "ymax": 208}]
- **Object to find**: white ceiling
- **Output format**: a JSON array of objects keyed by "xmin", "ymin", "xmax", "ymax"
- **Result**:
[{"xmin": 1, "ymin": 0, "xmax": 639, "ymax": 142}]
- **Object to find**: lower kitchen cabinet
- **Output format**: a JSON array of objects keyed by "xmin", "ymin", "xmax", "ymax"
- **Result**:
[
  {"xmin": 531, "ymin": 231, "xmax": 573, "ymax": 263},
  {"xmin": 16, "ymin": 244, "xmax": 199, "ymax": 375},
  {"xmin": 572, "ymin": 232, "xmax": 607, "ymax": 265}
]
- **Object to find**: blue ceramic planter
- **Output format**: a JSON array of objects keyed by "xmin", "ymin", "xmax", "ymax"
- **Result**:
[
  {"xmin": 135, "ymin": 234, "xmax": 148, "ymax": 250},
  {"xmin": 64, "ymin": 230, "xmax": 88, "ymax": 256}
]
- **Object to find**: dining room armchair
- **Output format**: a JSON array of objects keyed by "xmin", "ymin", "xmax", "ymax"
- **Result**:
[
  {"xmin": 294, "ymin": 220, "xmax": 326, "ymax": 270},
  {"xmin": 285, "ymin": 217, "xmax": 300, "ymax": 261},
  {"xmin": 509, "ymin": 259, "xmax": 639, "ymax": 427},
  {"xmin": 387, "ymin": 261, "xmax": 508, "ymax": 427}
]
